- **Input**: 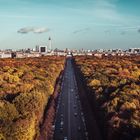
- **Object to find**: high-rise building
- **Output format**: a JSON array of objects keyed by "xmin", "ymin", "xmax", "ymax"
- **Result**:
[
  {"xmin": 48, "ymin": 37, "xmax": 52, "ymax": 51},
  {"xmin": 36, "ymin": 46, "xmax": 48, "ymax": 53}
]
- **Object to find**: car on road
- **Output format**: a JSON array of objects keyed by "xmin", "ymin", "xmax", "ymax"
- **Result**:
[
  {"xmin": 71, "ymin": 89, "xmax": 74, "ymax": 92},
  {"xmin": 60, "ymin": 126, "xmax": 63, "ymax": 132},
  {"xmin": 60, "ymin": 121, "xmax": 64, "ymax": 132},
  {"xmin": 85, "ymin": 132, "xmax": 88, "ymax": 136},
  {"xmin": 78, "ymin": 126, "xmax": 81, "ymax": 131},
  {"xmin": 64, "ymin": 137, "xmax": 68, "ymax": 140},
  {"xmin": 52, "ymin": 125, "xmax": 55, "ymax": 130},
  {"xmin": 74, "ymin": 112, "xmax": 78, "ymax": 116},
  {"xmin": 60, "ymin": 121, "xmax": 64, "ymax": 126}
]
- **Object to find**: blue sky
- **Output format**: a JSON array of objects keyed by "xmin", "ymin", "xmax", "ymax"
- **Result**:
[{"xmin": 0, "ymin": 0, "xmax": 140, "ymax": 50}]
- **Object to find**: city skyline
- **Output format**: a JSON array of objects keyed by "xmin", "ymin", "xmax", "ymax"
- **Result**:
[{"xmin": 0, "ymin": 0, "xmax": 140, "ymax": 50}]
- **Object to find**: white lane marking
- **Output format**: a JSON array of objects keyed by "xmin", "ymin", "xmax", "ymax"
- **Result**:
[
  {"xmin": 68, "ymin": 71, "xmax": 71, "ymax": 139},
  {"xmin": 72, "ymin": 66, "xmax": 90, "ymax": 140}
]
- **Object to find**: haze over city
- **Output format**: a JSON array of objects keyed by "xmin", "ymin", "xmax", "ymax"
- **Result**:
[{"xmin": 0, "ymin": 0, "xmax": 140, "ymax": 50}]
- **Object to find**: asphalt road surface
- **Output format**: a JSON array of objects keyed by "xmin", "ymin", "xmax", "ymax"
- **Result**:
[{"xmin": 54, "ymin": 57, "xmax": 88, "ymax": 140}]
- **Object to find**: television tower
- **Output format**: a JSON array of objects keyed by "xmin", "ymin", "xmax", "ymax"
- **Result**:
[{"xmin": 48, "ymin": 37, "xmax": 52, "ymax": 51}]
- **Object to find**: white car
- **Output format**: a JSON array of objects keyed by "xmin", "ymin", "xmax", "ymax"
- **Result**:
[
  {"xmin": 85, "ymin": 132, "xmax": 88, "ymax": 136},
  {"xmin": 78, "ymin": 126, "xmax": 81, "ymax": 131},
  {"xmin": 74, "ymin": 113, "xmax": 77, "ymax": 116},
  {"xmin": 64, "ymin": 137, "xmax": 68, "ymax": 140},
  {"xmin": 71, "ymin": 89, "xmax": 74, "ymax": 92},
  {"xmin": 52, "ymin": 125, "xmax": 55, "ymax": 130},
  {"xmin": 60, "ymin": 121, "xmax": 64, "ymax": 126}
]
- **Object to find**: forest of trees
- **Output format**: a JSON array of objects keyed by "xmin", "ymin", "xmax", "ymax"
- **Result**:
[
  {"xmin": 0, "ymin": 56, "xmax": 65, "ymax": 140},
  {"xmin": 74, "ymin": 56, "xmax": 140, "ymax": 140},
  {"xmin": 0, "ymin": 55, "xmax": 139, "ymax": 140}
]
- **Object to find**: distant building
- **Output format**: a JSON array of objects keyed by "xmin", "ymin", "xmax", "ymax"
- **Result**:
[
  {"xmin": 0, "ymin": 52, "xmax": 11, "ymax": 58},
  {"xmin": 129, "ymin": 48, "xmax": 140, "ymax": 54},
  {"xmin": 11, "ymin": 52, "xmax": 17, "ymax": 58},
  {"xmin": 53, "ymin": 48, "xmax": 67, "ymax": 56},
  {"xmin": 15, "ymin": 52, "xmax": 41, "ymax": 58},
  {"xmin": 36, "ymin": 46, "xmax": 48, "ymax": 53},
  {"xmin": 93, "ymin": 53, "xmax": 103, "ymax": 58}
]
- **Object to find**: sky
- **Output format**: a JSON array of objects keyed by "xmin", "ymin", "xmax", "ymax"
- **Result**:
[{"xmin": 0, "ymin": 0, "xmax": 140, "ymax": 50}]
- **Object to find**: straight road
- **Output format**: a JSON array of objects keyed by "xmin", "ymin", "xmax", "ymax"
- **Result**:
[{"xmin": 53, "ymin": 57, "xmax": 88, "ymax": 140}]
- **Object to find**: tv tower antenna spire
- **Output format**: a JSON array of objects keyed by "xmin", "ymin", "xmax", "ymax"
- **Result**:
[{"xmin": 48, "ymin": 37, "xmax": 52, "ymax": 51}]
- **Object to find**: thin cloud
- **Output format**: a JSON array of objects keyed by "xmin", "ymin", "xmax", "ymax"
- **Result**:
[
  {"xmin": 17, "ymin": 27, "xmax": 33, "ymax": 34},
  {"xmin": 92, "ymin": 0, "xmax": 121, "ymax": 21},
  {"xmin": 73, "ymin": 27, "xmax": 91, "ymax": 34},
  {"xmin": 138, "ymin": 29, "xmax": 140, "ymax": 33},
  {"xmin": 33, "ymin": 28, "xmax": 50, "ymax": 33},
  {"xmin": 17, "ymin": 27, "xmax": 50, "ymax": 34}
]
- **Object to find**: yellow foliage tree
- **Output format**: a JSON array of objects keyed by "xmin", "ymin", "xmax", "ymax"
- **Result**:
[{"xmin": 88, "ymin": 79, "xmax": 101, "ymax": 87}]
